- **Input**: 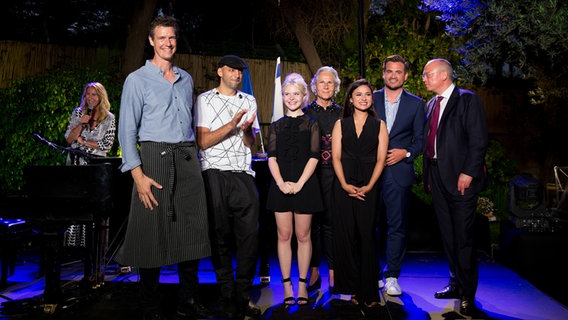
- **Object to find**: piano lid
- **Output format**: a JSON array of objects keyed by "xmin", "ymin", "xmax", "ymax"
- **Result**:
[
  {"xmin": 1, "ymin": 162, "xmax": 132, "ymax": 223},
  {"xmin": 24, "ymin": 164, "xmax": 115, "ymax": 201},
  {"xmin": 17, "ymin": 163, "xmax": 117, "ymax": 221}
]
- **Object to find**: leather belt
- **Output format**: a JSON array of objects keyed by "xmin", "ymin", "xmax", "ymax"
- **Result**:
[{"xmin": 428, "ymin": 158, "xmax": 438, "ymax": 166}]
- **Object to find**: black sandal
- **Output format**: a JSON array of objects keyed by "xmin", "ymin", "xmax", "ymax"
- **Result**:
[
  {"xmin": 297, "ymin": 278, "xmax": 309, "ymax": 305},
  {"xmin": 281, "ymin": 278, "xmax": 296, "ymax": 305}
]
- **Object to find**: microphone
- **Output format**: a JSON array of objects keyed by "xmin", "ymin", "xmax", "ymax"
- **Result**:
[{"xmin": 82, "ymin": 105, "xmax": 94, "ymax": 130}]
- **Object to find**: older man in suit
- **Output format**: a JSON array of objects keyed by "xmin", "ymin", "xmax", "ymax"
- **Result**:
[
  {"xmin": 373, "ymin": 55, "xmax": 424, "ymax": 296},
  {"xmin": 422, "ymin": 58, "xmax": 488, "ymax": 316}
]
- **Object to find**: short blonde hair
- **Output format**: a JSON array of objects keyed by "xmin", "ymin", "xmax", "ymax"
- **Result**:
[{"xmin": 282, "ymin": 73, "xmax": 309, "ymax": 107}]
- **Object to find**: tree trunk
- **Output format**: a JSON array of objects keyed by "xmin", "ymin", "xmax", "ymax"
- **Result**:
[
  {"xmin": 273, "ymin": 0, "xmax": 370, "ymax": 75},
  {"xmin": 120, "ymin": 0, "xmax": 159, "ymax": 77},
  {"xmin": 276, "ymin": 1, "xmax": 321, "ymax": 76},
  {"xmin": 291, "ymin": 20, "xmax": 322, "ymax": 75}
]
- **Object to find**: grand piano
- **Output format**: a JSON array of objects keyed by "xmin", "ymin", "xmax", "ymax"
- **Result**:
[{"xmin": 0, "ymin": 158, "xmax": 132, "ymax": 311}]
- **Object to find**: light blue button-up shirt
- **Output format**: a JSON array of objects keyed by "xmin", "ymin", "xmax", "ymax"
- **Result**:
[
  {"xmin": 385, "ymin": 91, "xmax": 402, "ymax": 133},
  {"xmin": 118, "ymin": 60, "xmax": 195, "ymax": 172}
]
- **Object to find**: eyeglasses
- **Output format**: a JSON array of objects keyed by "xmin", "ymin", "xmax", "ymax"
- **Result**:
[{"xmin": 422, "ymin": 71, "xmax": 440, "ymax": 79}]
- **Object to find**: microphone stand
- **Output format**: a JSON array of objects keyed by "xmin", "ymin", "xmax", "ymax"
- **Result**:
[{"xmin": 32, "ymin": 133, "xmax": 96, "ymax": 164}]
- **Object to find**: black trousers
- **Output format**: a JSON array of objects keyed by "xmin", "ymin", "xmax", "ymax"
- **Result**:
[
  {"xmin": 429, "ymin": 164, "xmax": 479, "ymax": 299},
  {"xmin": 202, "ymin": 169, "xmax": 259, "ymax": 303},
  {"xmin": 310, "ymin": 166, "xmax": 335, "ymax": 270}
]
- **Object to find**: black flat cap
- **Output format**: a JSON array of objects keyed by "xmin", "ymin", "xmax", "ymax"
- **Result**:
[{"xmin": 217, "ymin": 55, "xmax": 247, "ymax": 70}]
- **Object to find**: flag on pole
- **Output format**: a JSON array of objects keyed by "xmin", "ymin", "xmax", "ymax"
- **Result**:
[
  {"xmin": 271, "ymin": 57, "xmax": 284, "ymax": 123},
  {"xmin": 241, "ymin": 63, "xmax": 254, "ymax": 96},
  {"xmin": 241, "ymin": 61, "xmax": 266, "ymax": 156}
]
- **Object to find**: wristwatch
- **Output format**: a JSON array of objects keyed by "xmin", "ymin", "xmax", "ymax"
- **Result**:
[{"xmin": 406, "ymin": 151, "xmax": 411, "ymax": 158}]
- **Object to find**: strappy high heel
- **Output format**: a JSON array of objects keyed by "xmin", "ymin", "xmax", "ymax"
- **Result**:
[
  {"xmin": 297, "ymin": 278, "xmax": 309, "ymax": 305},
  {"xmin": 281, "ymin": 278, "xmax": 296, "ymax": 305}
]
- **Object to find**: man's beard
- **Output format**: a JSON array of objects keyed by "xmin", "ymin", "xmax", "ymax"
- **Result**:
[{"xmin": 386, "ymin": 82, "xmax": 403, "ymax": 91}]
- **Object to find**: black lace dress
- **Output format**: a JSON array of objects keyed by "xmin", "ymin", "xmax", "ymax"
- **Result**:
[{"xmin": 266, "ymin": 114, "xmax": 323, "ymax": 214}]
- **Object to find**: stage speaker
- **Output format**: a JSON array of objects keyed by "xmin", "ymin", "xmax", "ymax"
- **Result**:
[{"xmin": 508, "ymin": 174, "xmax": 545, "ymax": 218}]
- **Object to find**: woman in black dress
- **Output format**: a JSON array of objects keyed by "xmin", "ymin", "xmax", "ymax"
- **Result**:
[
  {"xmin": 331, "ymin": 78, "xmax": 388, "ymax": 307},
  {"xmin": 266, "ymin": 73, "xmax": 323, "ymax": 305}
]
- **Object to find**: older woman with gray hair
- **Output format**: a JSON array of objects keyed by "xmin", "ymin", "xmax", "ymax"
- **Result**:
[{"xmin": 303, "ymin": 66, "xmax": 342, "ymax": 293}]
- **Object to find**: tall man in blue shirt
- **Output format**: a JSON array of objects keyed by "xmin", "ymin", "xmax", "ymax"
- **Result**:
[
  {"xmin": 117, "ymin": 15, "xmax": 211, "ymax": 320},
  {"xmin": 373, "ymin": 55, "xmax": 424, "ymax": 296}
]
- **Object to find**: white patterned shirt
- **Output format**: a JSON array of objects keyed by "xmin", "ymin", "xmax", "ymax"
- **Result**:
[{"xmin": 194, "ymin": 88, "xmax": 260, "ymax": 176}]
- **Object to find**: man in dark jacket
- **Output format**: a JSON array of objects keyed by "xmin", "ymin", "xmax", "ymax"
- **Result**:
[
  {"xmin": 374, "ymin": 55, "xmax": 424, "ymax": 297},
  {"xmin": 422, "ymin": 58, "xmax": 488, "ymax": 316}
]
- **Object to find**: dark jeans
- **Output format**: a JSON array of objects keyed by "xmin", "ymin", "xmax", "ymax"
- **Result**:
[{"xmin": 378, "ymin": 169, "xmax": 410, "ymax": 279}]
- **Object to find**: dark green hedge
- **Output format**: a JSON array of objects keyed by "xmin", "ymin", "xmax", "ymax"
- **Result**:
[{"xmin": 0, "ymin": 63, "xmax": 124, "ymax": 195}]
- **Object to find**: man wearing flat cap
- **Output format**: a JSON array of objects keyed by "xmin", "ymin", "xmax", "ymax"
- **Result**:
[
  {"xmin": 194, "ymin": 54, "xmax": 262, "ymax": 319},
  {"xmin": 217, "ymin": 54, "xmax": 248, "ymax": 70}
]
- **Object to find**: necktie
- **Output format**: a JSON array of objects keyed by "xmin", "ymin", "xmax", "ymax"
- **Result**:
[{"xmin": 426, "ymin": 96, "xmax": 443, "ymax": 159}]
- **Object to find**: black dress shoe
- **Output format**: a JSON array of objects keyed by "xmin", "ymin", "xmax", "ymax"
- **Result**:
[
  {"xmin": 177, "ymin": 298, "xmax": 214, "ymax": 319},
  {"xmin": 459, "ymin": 297, "xmax": 477, "ymax": 316},
  {"xmin": 307, "ymin": 275, "xmax": 321, "ymax": 292},
  {"xmin": 434, "ymin": 285, "xmax": 460, "ymax": 299},
  {"xmin": 239, "ymin": 300, "xmax": 262, "ymax": 319}
]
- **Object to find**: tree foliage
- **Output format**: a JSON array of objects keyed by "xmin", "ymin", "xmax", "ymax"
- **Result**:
[
  {"xmin": 341, "ymin": 0, "xmax": 460, "ymax": 99},
  {"xmin": 340, "ymin": 22, "xmax": 459, "ymax": 99},
  {"xmin": 421, "ymin": 0, "xmax": 568, "ymax": 104},
  {"xmin": 264, "ymin": 0, "xmax": 367, "ymax": 73}
]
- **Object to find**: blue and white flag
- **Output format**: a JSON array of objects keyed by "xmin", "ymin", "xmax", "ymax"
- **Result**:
[
  {"xmin": 241, "ymin": 62, "xmax": 254, "ymax": 96},
  {"xmin": 271, "ymin": 57, "xmax": 284, "ymax": 123},
  {"xmin": 241, "ymin": 61, "xmax": 266, "ymax": 155}
]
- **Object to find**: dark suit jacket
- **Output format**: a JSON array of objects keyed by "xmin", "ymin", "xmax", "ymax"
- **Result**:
[
  {"xmin": 374, "ymin": 88, "xmax": 425, "ymax": 187},
  {"xmin": 423, "ymin": 86, "xmax": 488, "ymax": 196}
]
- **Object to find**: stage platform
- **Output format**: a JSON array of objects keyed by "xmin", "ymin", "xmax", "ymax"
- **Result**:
[{"xmin": 1, "ymin": 249, "xmax": 567, "ymax": 319}]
